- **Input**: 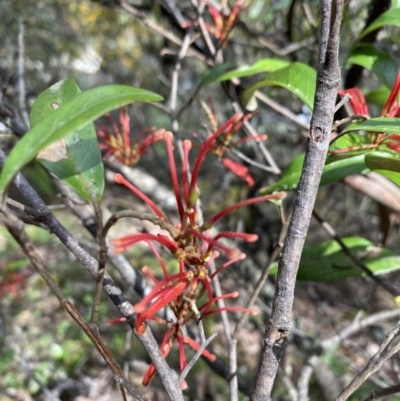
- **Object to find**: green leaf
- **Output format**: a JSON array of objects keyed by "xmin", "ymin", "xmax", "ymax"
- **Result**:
[
  {"xmin": 215, "ymin": 58, "xmax": 290, "ymax": 82},
  {"xmin": 346, "ymin": 44, "xmax": 397, "ymax": 88},
  {"xmin": 343, "ymin": 117, "xmax": 400, "ymax": 135},
  {"xmin": 260, "ymin": 153, "xmax": 369, "ymax": 194},
  {"xmin": 198, "ymin": 63, "xmax": 232, "ymax": 87},
  {"xmin": 260, "ymin": 153, "xmax": 304, "ymax": 194},
  {"xmin": 269, "ymin": 237, "xmax": 400, "ymax": 281},
  {"xmin": 358, "ymin": 8, "xmax": 400, "ymax": 40},
  {"xmin": 0, "ymin": 85, "xmax": 163, "ymax": 198},
  {"xmin": 365, "ymin": 151, "xmax": 400, "ymax": 186},
  {"xmin": 322, "ymin": 154, "xmax": 370, "ymax": 184},
  {"xmin": 30, "ymin": 78, "xmax": 105, "ymax": 204},
  {"xmin": 329, "ymin": 131, "xmax": 370, "ymax": 152},
  {"xmin": 365, "ymin": 86, "xmax": 391, "ymax": 107},
  {"xmin": 242, "ymin": 62, "xmax": 317, "ymax": 110}
]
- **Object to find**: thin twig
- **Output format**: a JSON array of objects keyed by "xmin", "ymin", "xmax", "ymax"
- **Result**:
[
  {"xmin": 278, "ymin": 366, "xmax": 298, "ymax": 401},
  {"xmin": 17, "ymin": 17, "xmax": 29, "ymax": 128},
  {"xmin": 232, "ymin": 101, "xmax": 281, "ymax": 175},
  {"xmin": 178, "ymin": 332, "xmax": 218, "ymax": 386},
  {"xmin": 0, "ymin": 212, "xmax": 150, "ymax": 401},
  {"xmin": 208, "ymin": 260, "xmax": 238, "ymax": 401},
  {"xmin": 334, "ymin": 93, "xmax": 351, "ymax": 112},
  {"xmin": 0, "ymin": 149, "xmax": 184, "ymax": 401},
  {"xmin": 230, "ymin": 148, "xmax": 279, "ymax": 173},
  {"xmin": 335, "ymin": 322, "xmax": 400, "ymax": 400},
  {"xmin": 321, "ymin": 309, "xmax": 400, "ymax": 349},
  {"xmin": 89, "ymin": 206, "xmax": 107, "ymax": 325},
  {"xmin": 119, "ymin": 0, "xmax": 211, "ymax": 65},
  {"xmin": 363, "ymin": 383, "xmax": 400, "ymax": 401},
  {"xmin": 312, "ymin": 210, "xmax": 399, "ymax": 297},
  {"xmin": 255, "ymin": 91, "xmax": 310, "ymax": 130},
  {"xmin": 331, "ymin": 114, "xmax": 367, "ymax": 131},
  {"xmin": 184, "ymin": 296, "xmax": 206, "ymax": 343},
  {"xmin": 297, "ymin": 363, "xmax": 313, "ymax": 401}
]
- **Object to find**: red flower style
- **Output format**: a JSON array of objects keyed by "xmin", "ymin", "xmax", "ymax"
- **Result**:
[
  {"xmin": 337, "ymin": 71, "xmax": 400, "ymax": 153},
  {"xmin": 181, "ymin": 0, "xmax": 247, "ymax": 46},
  {"xmin": 200, "ymin": 99, "xmax": 267, "ymax": 186},
  {"xmin": 96, "ymin": 107, "xmax": 165, "ymax": 165},
  {"xmin": 109, "ymin": 129, "xmax": 285, "ymax": 386}
]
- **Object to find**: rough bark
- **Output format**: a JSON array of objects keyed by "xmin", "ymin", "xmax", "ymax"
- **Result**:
[{"xmin": 250, "ymin": 1, "xmax": 344, "ymax": 399}]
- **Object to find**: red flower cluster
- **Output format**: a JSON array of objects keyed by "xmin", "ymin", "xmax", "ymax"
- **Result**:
[
  {"xmin": 182, "ymin": 0, "xmax": 247, "ymax": 46},
  {"xmin": 109, "ymin": 129, "xmax": 285, "ymax": 387},
  {"xmin": 337, "ymin": 71, "xmax": 400, "ymax": 153},
  {"xmin": 201, "ymin": 98, "xmax": 267, "ymax": 186},
  {"xmin": 96, "ymin": 107, "xmax": 165, "ymax": 165}
]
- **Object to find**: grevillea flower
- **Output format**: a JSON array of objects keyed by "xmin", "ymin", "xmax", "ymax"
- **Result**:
[
  {"xmin": 200, "ymin": 98, "xmax": 267, "ymax": 186},
  {"xmin": 337, "ymin": 71, "xmax": 400, "ymax": 153},
  {"xmin": 181, "ymin": 0, "xmax": 247, "ymax": 46},
  {"xmin": 109, "ymin": 129, "xmax": 285, "ymax": 387},
  {"xmin": 96, "ymin": 107, "xmax": 165, "ymax": 165}
]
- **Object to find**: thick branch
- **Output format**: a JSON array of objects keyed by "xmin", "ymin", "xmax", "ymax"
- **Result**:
[
  {"xmin": 250, "ymin": 1, "xmax": 344, "ymax": 400},
  {"xmin": 0, "ymin": 149, "xmax": 183, "ymax": 401}
]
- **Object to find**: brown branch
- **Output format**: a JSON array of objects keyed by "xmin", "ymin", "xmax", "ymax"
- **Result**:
[
  {"xmin": 250, "ymin": 1, "xmax": 345, "ymax": 399},
  {"xmin": 117, "ymin": 0, "xmax": 211, "ymax": 65},
  {"xmin": 89, "ymin": 206, "xmax": 107, "ymax": 325},
  {"xmin": 0, "ymin": 212, "xmax": 149, "ymax": 401},
  {"xmin": 312, "ymin": 210, "xmax": 399, "ymax": 296},
  {"xmin": 0, "ymin": 149, "xmax": 184, "ymax": 401},
  {"xmin": 363, "ymin": 383, "xmax": 400, "ymax": 401},
  {"xmin": 17, "ymin": 17, "xmax": 29, "ymax": 128},
  {"xmin": 335, "ymin": 322, "xmax": 400, "ymax": 400}
]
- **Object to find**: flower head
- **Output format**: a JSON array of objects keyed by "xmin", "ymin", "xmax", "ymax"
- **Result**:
[
  {"xmin": 200, "ymin": 98, "xmax": 267, "ymax": 186},
  {"xmin": 96, "ymin": 107, "xmax": 165, "ymax": 165},
  {"xmin": 108, "ymin": 128, "xmax": 284, "ymax": 386}
]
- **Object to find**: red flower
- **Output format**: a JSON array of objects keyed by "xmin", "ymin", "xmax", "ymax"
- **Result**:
[
  {"xmin": 108, "ymin": 128, "xmax": 285, "ymax": 386},
  {"xmin": 96, "ymin": 107, "xmax": 165, "ymax": 165},
  {"xmin": 181, "ymin": 0, "xmax": 247, "ymax": 46},
  {"xmin": 223, "ymin": 158, "xmax": 254, "ymax": 186},
  {"xmin": 382, "ymin": 72, "xmax": 400, "ymax": 117},
  {"xmin": 200, "ymin": 99, "xmax": 267, "ymax": 186},
  {"xmin": 337, "ymin": 71, "xmax": 400, "ymax": 152},
  {"xmin": 337, "ymin": 88, "xmax": 369, "ymax": 117}
]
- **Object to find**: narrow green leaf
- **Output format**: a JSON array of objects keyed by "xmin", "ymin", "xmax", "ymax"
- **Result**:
[
  {"xmin": 197, "ymin": 59, "xmax": 290, "ymax": 87},
  {"xmin": 269, "ymin": 237, "xmax": 400, "ymax": 281},
  {"xmin": 329, "ymin": 131, "xmax": 370, "ymax": 152},
  {"xmin": 346, "ymin": 44, "xmax": 397, "ymax": 88},
  {"xmin": 260, "ymin": 153, "xmax": 304, "ymax": 194},
  {"xmin": 30, "ymin": 78, "xmax": 105, "ymax": 204},
  {"xmin": 321, "ymin": 154, "xmax": 370, "ymax": 184},
  {"xmin": 216, "ymin": 58, "xmax": 290, "ymax": 82},
  {"xmin": 365, "ymin": 151, "xmax": 400, "ymax": 186},
  {"xmin": 260, "ymin": 153, "xmax": 368, "ymax": 194},
  {"xmin": 242, "ymin": 62, "xmax": 317, "ymax": 110},
  {"xmin": 358, "ymin": 8, "xmax": 400, "ymax": 40},
  {"xmin": 0, "ymin": 85, "xmax": 163, "ymax": 197},
  {"xmin": 343, "ymin": 117, "xmax": 400, "ymax": 135},
  {"xmin": 198, "ymin": 63, "xmax": 232, "ymax": 87},
  {"xmin": 365, "ymin": 86, "xmax": 391, "ymax": 107}
]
